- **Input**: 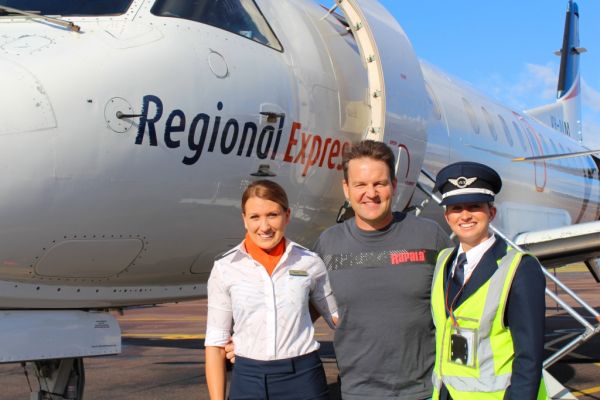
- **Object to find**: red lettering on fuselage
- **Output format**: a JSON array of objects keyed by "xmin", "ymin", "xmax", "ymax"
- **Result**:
[
  {"xmin": 283, "ymin": 121, "xmax": 350, "ymax": 176},
  {"xmin": 293, "ymin": 132, "xmax": 312, "ymax": 164},
  {"xmin": 283, "ymin": 122, "xmax": 301, "ymax": 162}
]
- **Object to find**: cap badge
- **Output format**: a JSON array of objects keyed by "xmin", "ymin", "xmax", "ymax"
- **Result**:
[{"xmin": 448, "ymin": 176, "xmax": 477, "ymax": 188}]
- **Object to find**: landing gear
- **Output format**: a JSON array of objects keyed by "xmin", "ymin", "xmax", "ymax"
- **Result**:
[{"xmin": 29, "ymin": 358, "xmax": 85, "ymax": 400}]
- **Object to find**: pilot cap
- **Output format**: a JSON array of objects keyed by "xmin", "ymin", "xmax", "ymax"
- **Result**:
[{"xmin": 434, "ymin": 161, "xmax": 502, "ymax": 206}]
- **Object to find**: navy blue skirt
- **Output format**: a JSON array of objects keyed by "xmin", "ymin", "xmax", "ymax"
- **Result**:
[{"xmin": 229, "ymin": 351, "xmax": 329, "ymax": 400}]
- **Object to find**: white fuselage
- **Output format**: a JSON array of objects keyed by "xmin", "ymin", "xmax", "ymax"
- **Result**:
[
  {"xmin": 0, "ymin": 0, "xmax": 597, "ymax": 308},
  {"xmin": 421, "ymin": 62, "xmax": 600, "ymax": 238}
]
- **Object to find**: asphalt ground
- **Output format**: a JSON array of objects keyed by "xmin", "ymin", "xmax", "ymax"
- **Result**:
[{"xmin": 0, "ymin": 264, "xmax": 599, "ymax": 399}]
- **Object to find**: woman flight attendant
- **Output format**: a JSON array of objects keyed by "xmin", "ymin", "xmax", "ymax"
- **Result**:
[{"xmin": 204, "ymin": 180, "xmax": 337, "ymax": 400}]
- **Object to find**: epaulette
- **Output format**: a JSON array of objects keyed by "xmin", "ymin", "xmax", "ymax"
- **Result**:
[
  {"xmin": 213, "ymin": 247, "xmax": 237, "ymax": 261},
  {"xmin": 293, "ymin": 242, "xmax": 309, "ymax": 251},
  {"xmin": 289, "ymin": 241, "xmax": 314, "ymax": 256}
]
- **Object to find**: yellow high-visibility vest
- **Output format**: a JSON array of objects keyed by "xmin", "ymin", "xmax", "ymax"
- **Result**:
[{"xmin": 430, "ymin": 247, "xmax": 547, "ymax": 400}]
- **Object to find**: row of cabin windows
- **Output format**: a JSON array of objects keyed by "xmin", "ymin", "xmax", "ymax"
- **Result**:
[
  {"xmin": 459, "ymin": 97, "xmax": 594, "ymax": 171},
  {"xmin": 461, "ymin": 97, "xmax": 529, "ymax": 151}
]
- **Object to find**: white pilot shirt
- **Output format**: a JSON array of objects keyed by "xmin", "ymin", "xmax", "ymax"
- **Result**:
[
  {"xmin": 452, "ymin": 234, "xmax": 497, "ymax": 283},
  {"xmin": 204, "ymin": 239, "xmax": 338, "ymax": 361}
]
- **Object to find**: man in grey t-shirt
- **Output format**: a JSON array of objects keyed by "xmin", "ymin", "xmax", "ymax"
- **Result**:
[{"xmin": 314, "ymin": 140, "xmax": 451, "ymax": 400}]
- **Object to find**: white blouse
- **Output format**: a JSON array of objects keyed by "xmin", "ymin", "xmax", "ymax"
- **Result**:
[
  {"xmin": 204, "ymin": 239, "xmax": 337, "ymax": 361},
  {"xmin": 452, "ymin": 234, "xmax": 497, "ymax": 282}
]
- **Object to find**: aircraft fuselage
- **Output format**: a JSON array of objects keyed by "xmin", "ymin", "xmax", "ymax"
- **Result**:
[{"xmin": 0, "ymin": 0, "xmax": 597, "ymax": 308}]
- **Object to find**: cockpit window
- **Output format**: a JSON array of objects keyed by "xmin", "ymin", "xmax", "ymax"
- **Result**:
[
  {"xmin": 0, "ymin": 1, "xmax": 134, "ymax": 16},
  {"xmin": 151, "ymin": 0, "xmax": 283, "ymax": 51}
]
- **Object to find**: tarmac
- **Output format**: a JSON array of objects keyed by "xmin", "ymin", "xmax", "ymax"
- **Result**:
[{"xmin": 0, "ymin": 264, "xmax": 598, "ymax": 399}]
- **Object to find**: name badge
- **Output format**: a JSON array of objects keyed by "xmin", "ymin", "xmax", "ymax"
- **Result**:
[
  {"xmin": 449, "ymin": 326, "xmax": 478, "ymax": 368},
  {"xmin": 289, "ymin": 269, "xmax": 308, "ymax": 277}
]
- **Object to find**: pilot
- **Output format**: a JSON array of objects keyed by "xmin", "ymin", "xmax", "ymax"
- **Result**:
[
  {"xmin": 431, "ymin": 161, "xmax": 547, "ymax": 400},
  {"xmin": 204, "ymin": 180, "xmax": 337, "ymax": 400}
]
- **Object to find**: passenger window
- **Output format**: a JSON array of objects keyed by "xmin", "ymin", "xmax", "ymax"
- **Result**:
[
  {"xmin": 539, "ymin": 135, "xmax": 551, "ymax": 155},
  {"xmin": 462, "ymin": 98, "xmax": 480, "ymax": 134},
  {"xmin": 481, "ymin": 107, "xmax": 498, "ymax": 141},
  {"xmin": 497, "ymin": 115, "xmax": 513, "ymax": 146},
  {"xmin": 511, "ymin": 121, "xmax": 528, "ymax": 152},
  {"xmin": 151, "ymin": 0, "xmax": 283, "ymax": 51},
  {"xmin": 523, "ymin": 126, "xmax": 539, "ymax": 155}
]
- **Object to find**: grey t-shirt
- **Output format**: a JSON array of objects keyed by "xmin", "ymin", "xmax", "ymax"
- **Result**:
[{"xmin": 314, "ymin": 212, "xmax": 452, "ymax": 400}]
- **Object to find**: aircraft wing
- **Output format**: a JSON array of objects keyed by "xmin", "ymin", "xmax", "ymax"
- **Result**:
[
  {"xmin": 514, "ymin": 220, "xmax": 600, "ymax": 281},
  {"xmin": 512, "ymin": 149, "xmax": 600, "ymax": 162}
]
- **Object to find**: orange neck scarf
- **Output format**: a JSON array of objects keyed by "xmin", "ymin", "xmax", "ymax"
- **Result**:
[{"xmin": 244, "ymin": 234, "xmax": 286, "ymax": 276}]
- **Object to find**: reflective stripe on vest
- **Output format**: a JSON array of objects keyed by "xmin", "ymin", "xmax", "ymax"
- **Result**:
[
  {"xmin": 432, "ymin": 372, "xmax": 511, "ymax": 393},
  {"xmin": 431, "ymin": 246, "xmax": 522, "ymax": 393}
]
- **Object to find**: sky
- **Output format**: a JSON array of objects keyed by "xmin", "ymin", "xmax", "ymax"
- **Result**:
[{"xmin": 378, "ymin": 0, "xmax": 600, "ymax": 149}]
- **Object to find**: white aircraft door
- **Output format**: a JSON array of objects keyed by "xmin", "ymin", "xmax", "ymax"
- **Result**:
[{"xmin": 334, "ymin": 0, "xmax": 431, "ymax": 210}]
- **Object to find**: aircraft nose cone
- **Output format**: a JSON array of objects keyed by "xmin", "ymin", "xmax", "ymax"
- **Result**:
[{"xmin": 0, "ymin": 58, "xmax": 57, "ymax": 135}]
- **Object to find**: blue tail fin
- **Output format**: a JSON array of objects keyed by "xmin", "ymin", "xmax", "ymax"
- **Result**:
[
  {"xmin": 556, "ymin": 0, "xmax": 586, "ymax": 99},
  {"xmin": 525, "ymin": 1, "xmax": 586, "ymax": 141}
]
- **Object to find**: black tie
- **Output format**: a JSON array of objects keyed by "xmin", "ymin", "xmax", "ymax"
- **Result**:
[{"xmin": 453, "ymin": 253, "xmax": 468, "ymax": 286}]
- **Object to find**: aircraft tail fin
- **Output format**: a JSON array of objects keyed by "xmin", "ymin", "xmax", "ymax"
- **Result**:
[{"xmin": 525, "ymin": 1, "xmax": 586, "ymax": 142}]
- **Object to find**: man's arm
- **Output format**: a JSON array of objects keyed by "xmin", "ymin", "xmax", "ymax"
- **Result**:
[
  {"xmin": 435, "ymin": 222, "xmax": 454, "ymax": 251},
  {"xmin": 504, "ymin": 256, "xmax": 546, "ymax": 400}
]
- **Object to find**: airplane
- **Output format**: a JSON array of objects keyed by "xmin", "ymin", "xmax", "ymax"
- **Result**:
[{"xmin": 0, "ymin": 0, "xmax": 598, "ymax": 398}]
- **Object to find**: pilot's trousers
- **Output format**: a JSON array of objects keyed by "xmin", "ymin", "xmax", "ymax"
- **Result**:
[{"xmin": 228, "ymin": 351, "xmax": 329, "ymax": 400}]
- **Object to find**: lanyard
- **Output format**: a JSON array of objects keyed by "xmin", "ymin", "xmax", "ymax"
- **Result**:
[{"xmin": 444, "ymin": 261, "xmax": 472, "ymax": 328}]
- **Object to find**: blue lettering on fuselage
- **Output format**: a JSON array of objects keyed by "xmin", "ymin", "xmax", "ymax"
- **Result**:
[
  {"xmin": 135, "ymin": 95, "xmax": 285, "ymax": 165},
  {"xmin": 135, "ymin": 95, "xmax": 163, "ymax": 146}
]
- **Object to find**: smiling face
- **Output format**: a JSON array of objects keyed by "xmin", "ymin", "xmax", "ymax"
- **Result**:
[
  {"xmin": 343, "ymin": 157, "xmax": 397, "ymax": 231},
  {"xmin": 242, "ymin": 196, "xmax": 290, "ymax": 251},
  {"xmin": 444, "ymin": 202, "xmax": 497, "ymax": 251}
]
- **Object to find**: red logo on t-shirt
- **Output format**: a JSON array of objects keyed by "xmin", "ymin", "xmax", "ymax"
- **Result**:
[{"xmin": 390, "ymin": 250, "xmax": 426, "ymax": 264}]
